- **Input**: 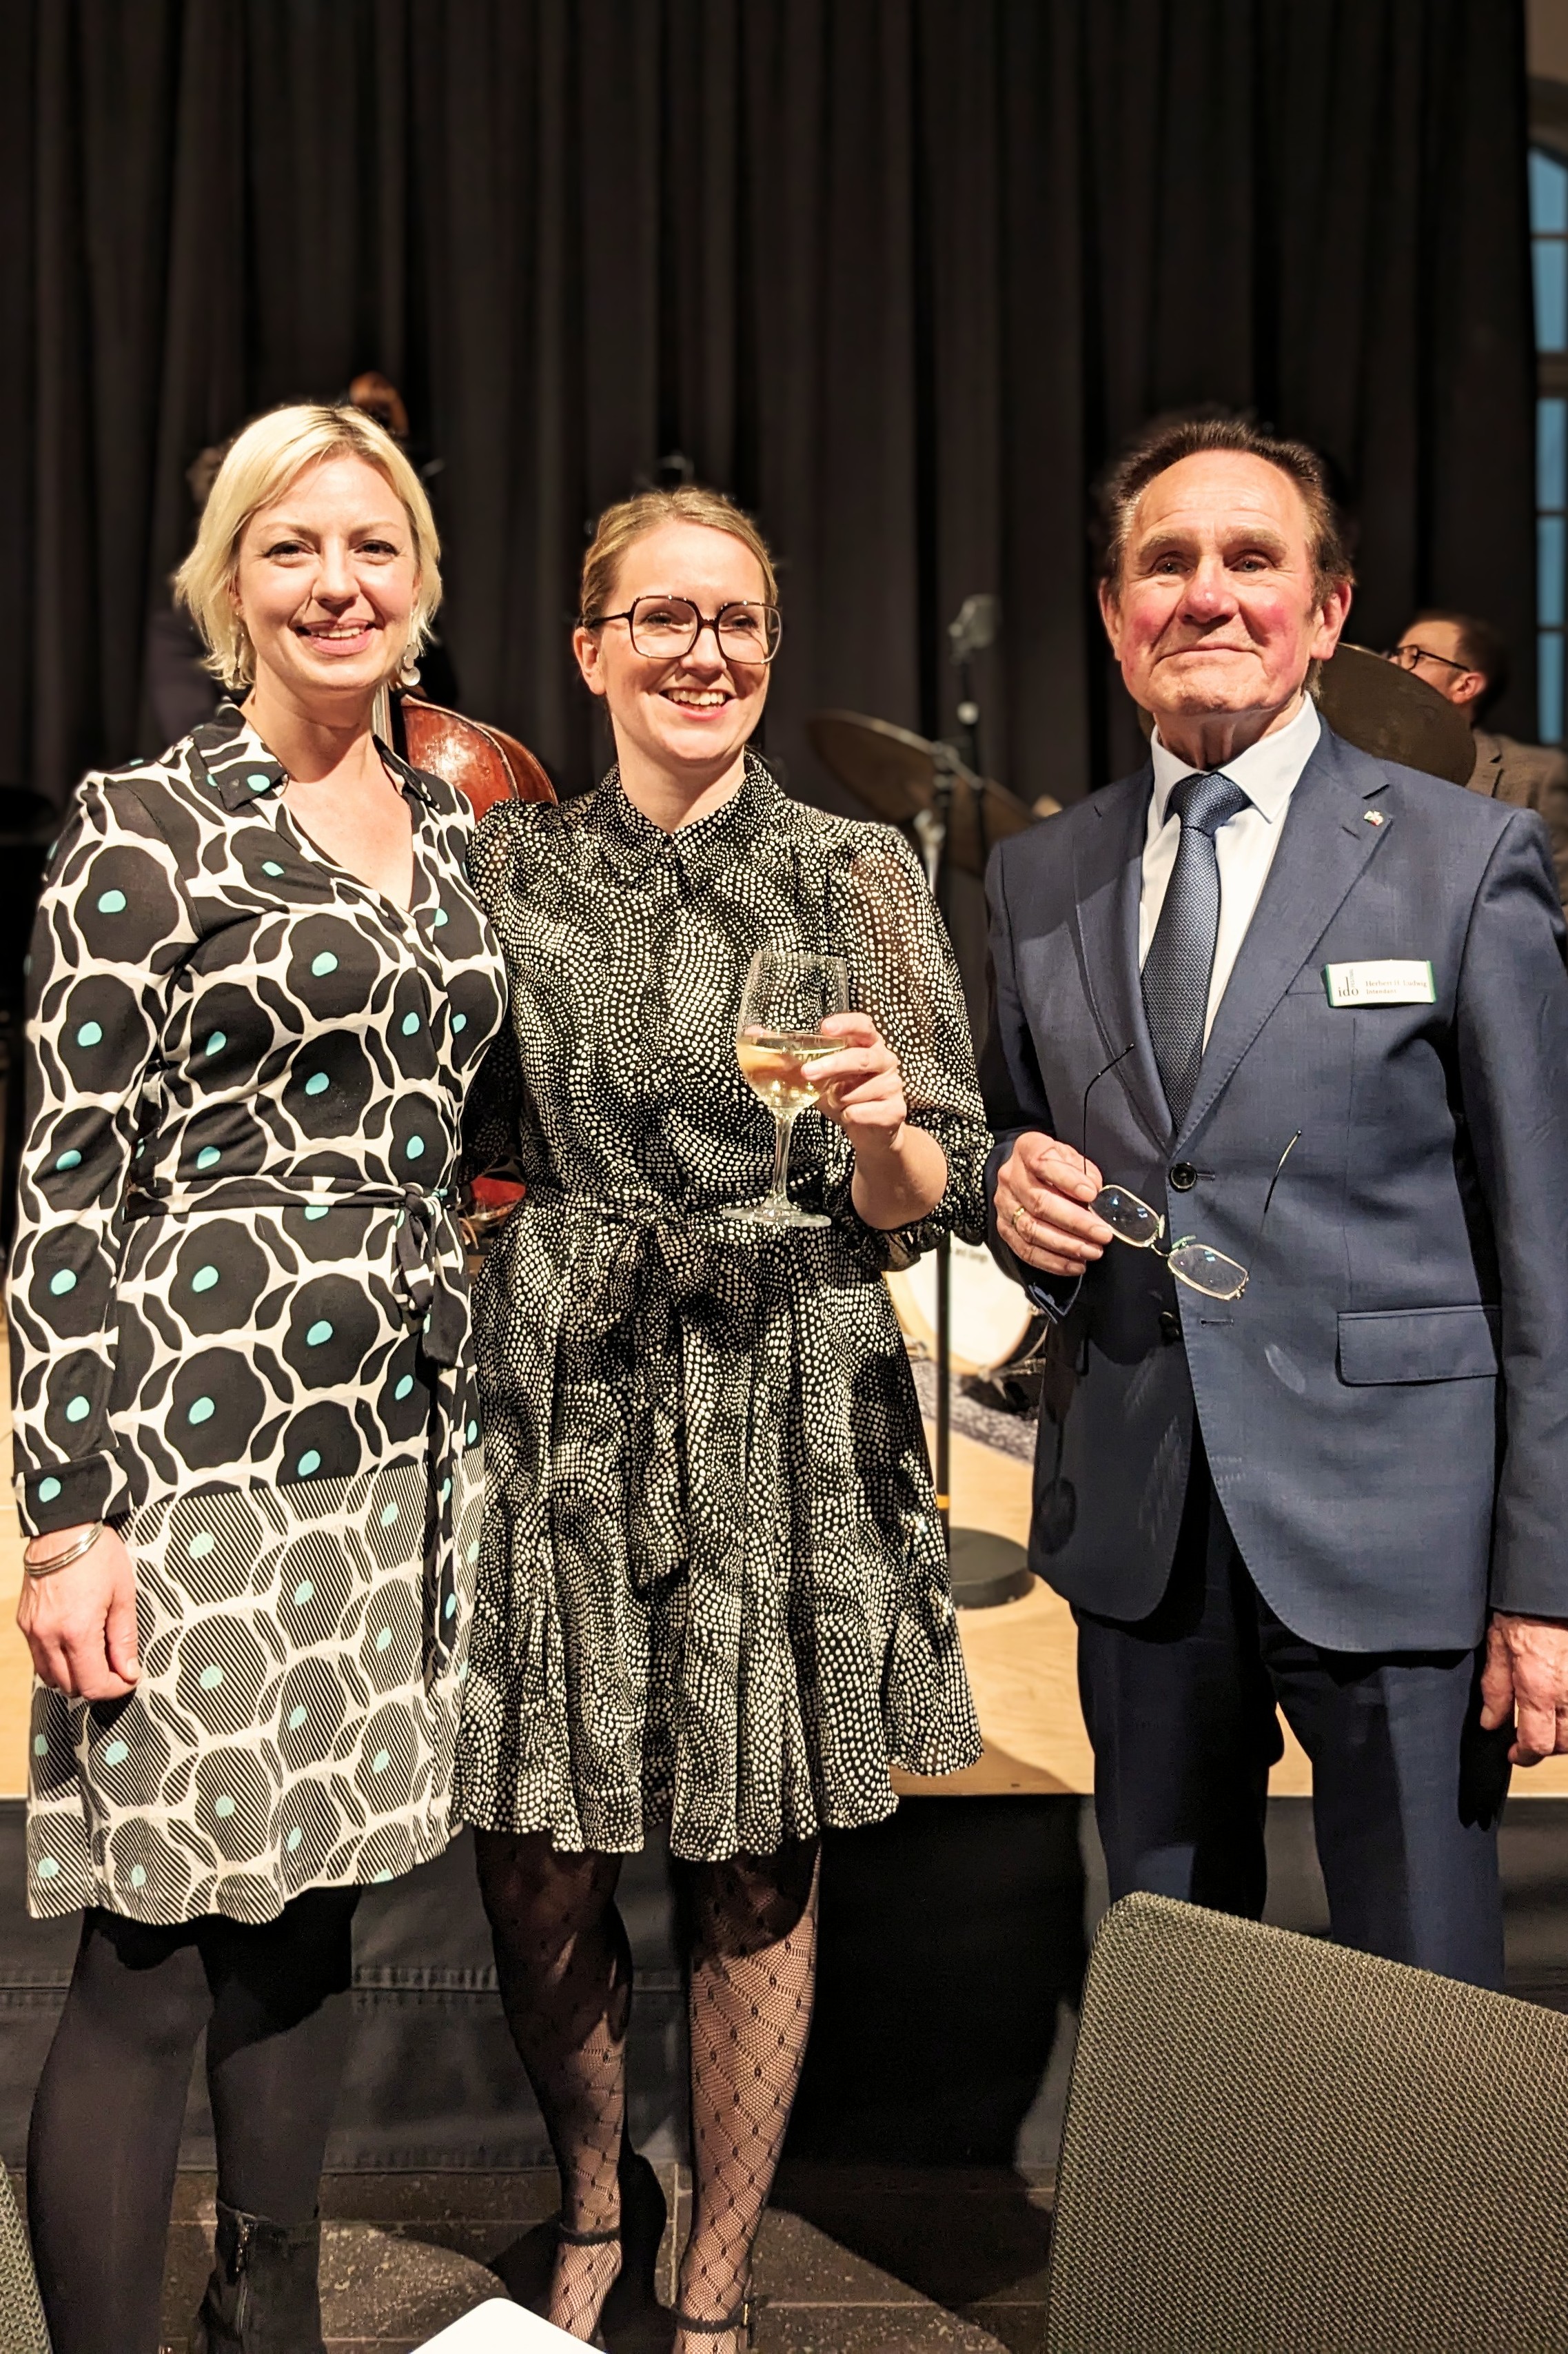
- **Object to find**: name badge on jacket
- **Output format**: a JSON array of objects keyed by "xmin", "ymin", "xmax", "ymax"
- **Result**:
[{"xmin": 1322, "ymin": 960, "xmax": 1436, "ymax": 1008}]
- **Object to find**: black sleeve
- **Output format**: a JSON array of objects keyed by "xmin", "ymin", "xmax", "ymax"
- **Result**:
[
  {"xmin": 1452, "ymin": 808, "xmax": 1568, "ymax": 1614},
  {"xmin": 981, "ymin": 838, "xmax": 1081, "ymax": 1321},
  {"xmin": 7, "ymin": 775, "xmax": 197, "ymax": 1532}
]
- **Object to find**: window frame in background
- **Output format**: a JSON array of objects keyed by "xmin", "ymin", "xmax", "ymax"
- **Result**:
[{"xmin": 1531, "ymin": 144, "xmax": 1568, "ymax": 742}]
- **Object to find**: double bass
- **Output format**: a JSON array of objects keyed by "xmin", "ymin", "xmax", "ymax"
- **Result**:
[
  {"xmin": 376, "ymin": 686, "xmax": 555, "ymax": 1247},
  {"xmin": 377, "ymin": 686, "xmax": 557, "ymax": 818}
]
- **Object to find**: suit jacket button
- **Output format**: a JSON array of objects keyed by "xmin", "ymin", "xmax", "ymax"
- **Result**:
[
  {"xmin": 1159, "ymin": 1309, "xmax": 1182, "ymax": 1343},
  {"xmin": 1169, "ymin": 1161, "xmax": 1197, "ymax": 1192}
]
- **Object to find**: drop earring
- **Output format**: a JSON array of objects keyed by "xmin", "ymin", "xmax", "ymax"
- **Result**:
[{"xmin": 396, "ymin": 648, "xmax": 422, "ymax": 691}]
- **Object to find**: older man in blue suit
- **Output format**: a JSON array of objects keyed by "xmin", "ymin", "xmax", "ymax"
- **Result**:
[{"xmin": 984, "ymin": 415, "xmax": 1568, "ymax": 1986}]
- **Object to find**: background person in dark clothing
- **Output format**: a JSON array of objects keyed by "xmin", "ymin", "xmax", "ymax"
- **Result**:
[{"xmin": 1389, "ymin": 612, "xmax": 1568, "ymax": 901}]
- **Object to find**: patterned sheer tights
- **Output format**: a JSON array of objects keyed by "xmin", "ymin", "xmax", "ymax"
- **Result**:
[{"xmin": 475, "ymin": 1830, "xmax": 821, "ymax": 2350}]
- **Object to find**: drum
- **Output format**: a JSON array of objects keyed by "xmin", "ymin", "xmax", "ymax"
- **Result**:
[{"xmin": 885, "ymin": 1237, "xmax": 1046, "ymax": 1384}]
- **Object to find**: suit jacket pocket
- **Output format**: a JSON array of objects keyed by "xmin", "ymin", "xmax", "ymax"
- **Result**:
[{"xmin": 1336, "ymin": 1304, "xmax": 1500, "ymax": 1385}]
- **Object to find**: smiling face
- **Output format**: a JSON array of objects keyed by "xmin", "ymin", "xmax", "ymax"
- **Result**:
[
  {"xmin": 573, "ymin": 520, "xmax": 772, "ymax": 784},
  {"xmin": 1100, "ymin": 450, "xmax": 1351, "ymax": 738},
  {"xmin": 231, "ymin": 452, "xmax": 418, "ymax": 708}
]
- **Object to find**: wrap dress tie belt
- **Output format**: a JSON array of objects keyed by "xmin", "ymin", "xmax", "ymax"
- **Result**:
[{"xmin": 123, "ymin": 1176, "xmax": 470, "ymax": 1668}]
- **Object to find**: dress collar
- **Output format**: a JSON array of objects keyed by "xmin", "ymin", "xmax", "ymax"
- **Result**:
[
  {"xmin": 1149, "ymin": 692, "xmax": 1321, "ymax": 831},
  {"xmin": 591, "ymin": 751, "xmax": 782, "ymax": 879},
  {"xmin": 185, "ymin": 699, "xmax": 440, "ymax": 813}
]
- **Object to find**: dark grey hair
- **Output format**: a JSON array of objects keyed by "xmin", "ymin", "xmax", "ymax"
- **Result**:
[{"xmin": 1097, "ymin": 413, "xmax": 1355, "ymax": 602}]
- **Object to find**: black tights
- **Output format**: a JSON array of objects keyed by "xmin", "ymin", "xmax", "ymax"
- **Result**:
[
  {"xmin": 28, "ymin": 1886, "xmax": 359, "ymax": 2354},
  {"xmin": 476, "ymin": 1829, "xmax": 819, "ymax": 2349}
]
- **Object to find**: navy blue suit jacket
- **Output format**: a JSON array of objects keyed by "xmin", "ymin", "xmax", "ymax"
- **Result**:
[{"xmin": 981, "ymin": 724, "xmax": 1568, "ymax": 1652}]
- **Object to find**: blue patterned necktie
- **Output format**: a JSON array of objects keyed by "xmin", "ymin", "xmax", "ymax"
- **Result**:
[{"xmin": 1141, "ymin": 769, "xmax": 1250, "ymax": 1127}]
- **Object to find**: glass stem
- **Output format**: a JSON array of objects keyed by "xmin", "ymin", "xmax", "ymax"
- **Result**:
[{"xmin": 767, "ymin": 1113, "xmax": 797, "ymax": 1212}]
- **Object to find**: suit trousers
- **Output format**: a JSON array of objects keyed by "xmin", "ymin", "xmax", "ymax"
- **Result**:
[{"xmin": 1073, "ymin": 1437, "xmax": 1511, "ymax": 1988}]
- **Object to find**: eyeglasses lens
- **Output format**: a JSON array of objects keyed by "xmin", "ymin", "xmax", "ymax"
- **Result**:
[
  {"xmin": 629, "ymin": 597, "xmax": 780, "ymax": 663},
  {"xmin": 1092, "ymin": 1185, "xmax": 1164, "ymax": 1247},
  {"xmin": 1168, "ymin": 1241, "xmax": 1249, "ymax": 1299}
]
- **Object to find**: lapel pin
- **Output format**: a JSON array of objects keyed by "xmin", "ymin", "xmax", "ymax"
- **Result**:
[{"xmin": 1363, "ymin": 810, "xmax": 1386, "ymax": 826}]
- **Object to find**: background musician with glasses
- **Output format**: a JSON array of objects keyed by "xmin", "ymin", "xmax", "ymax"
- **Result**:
[
  {"xmin": 982, "ymin": 414, "xmax": 1568, "ymax": 1988},
  {"xmin": 1388, "ymin": 611, "xmax": 1568, "ymax": 902}
]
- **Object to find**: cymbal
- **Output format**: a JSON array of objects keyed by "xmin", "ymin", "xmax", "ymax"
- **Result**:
[
  {"xmin": 1313, "ymin": 643, "xmax": 1476, "ymax": 786},
  {"xmin": 807, "ymin": 710, "xmax": 1038, "ymax": 878}
]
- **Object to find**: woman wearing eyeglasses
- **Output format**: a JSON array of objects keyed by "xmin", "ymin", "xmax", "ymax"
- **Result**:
[{"xmin": 460, "ymin": 485, "xmax": 987, "ymax": 2349}]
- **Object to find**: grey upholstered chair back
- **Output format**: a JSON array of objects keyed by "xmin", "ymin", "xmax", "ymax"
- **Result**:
[
  {"xmin": 0, "ymin": 2167, "xmax": 49, "ymax": 2352},
  {"xmin": 1046, "ymin": 1892, "xmax": 1568, "ymax": 2353}
]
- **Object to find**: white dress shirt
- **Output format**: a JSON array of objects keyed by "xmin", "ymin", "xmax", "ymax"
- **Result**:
[{"xmin": 1139, "ymin": 694, "xmax": 1322, "ymax": 1043}]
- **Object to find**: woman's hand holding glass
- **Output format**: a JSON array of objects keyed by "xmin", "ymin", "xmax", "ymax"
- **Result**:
[
  {"xmin": 810, "ymin": 1014, "xmax": 909, "ymax": 1146},
  {"xmin": 813, "ymin": 1015, "xmax": 950, "ymax": 1231},
  {"xmin": 17, "ymin": 1523, "xmax": 141, "ymax": 1701},
  {"xmin": 995, "ymin": 1132, "xmax": 1116, "ymax": 1277},
  {"xmin": 728, "ymin": 949, "xmax": 950, "ymax": 1233}
]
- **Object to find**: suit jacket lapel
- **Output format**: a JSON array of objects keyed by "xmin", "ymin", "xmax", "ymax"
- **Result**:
[
  {"xmin": 1071, "ymin": 765, "xmax": 1172, "ymax": 1151},
  {"xmin": 1177, "ymin": 727, "xmax": 1391, "ymax": 1147}
]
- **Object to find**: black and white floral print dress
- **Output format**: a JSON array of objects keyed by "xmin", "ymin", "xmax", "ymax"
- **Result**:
[
  {"xmin": 458, "ymin": 753, "xmax": 986, "ymax": 1862},
  {"xmin": 8, "ymin": 703, "xmax": 505, "ymax": 1925}
]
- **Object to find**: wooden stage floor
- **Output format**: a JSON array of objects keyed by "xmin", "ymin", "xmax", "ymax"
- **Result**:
[{"xmin": 1, "ymin": 1318, "xmax": 1565, "ymax": 1802}]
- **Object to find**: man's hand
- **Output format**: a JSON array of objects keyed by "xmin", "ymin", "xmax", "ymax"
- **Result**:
[
  {"xmin": 995, "ymin": 1131, "xmax": 1116, "ymax": 1279},
  {"xmin": 1480, "ymin": 1612, "xmax": 1568, "ymax": 1765},
  {"xmin": 17, "ymin": 1525, "xmax": 141, "ymax": 1702}
]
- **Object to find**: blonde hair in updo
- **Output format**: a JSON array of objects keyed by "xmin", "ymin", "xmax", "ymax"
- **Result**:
[
  {"xmin": 174, "ymin": 403, "xmax": 441, "ymax": 689},
  {"xmin": 578, "ymin": 485, "xmax": 778, "ymax": 627}
]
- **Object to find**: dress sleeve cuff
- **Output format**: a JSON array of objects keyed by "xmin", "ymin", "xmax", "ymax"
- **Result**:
[{"xmin": 14, "ymin": 1455, "xmax": 118, "ymax": 1538}]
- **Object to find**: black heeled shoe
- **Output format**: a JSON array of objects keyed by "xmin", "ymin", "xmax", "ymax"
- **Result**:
[
  {"xmin": 602, "ymin": 2149, "xmax": 668, "ymax": 2316},
  {"xmin": 669, "ymin": 2292, "xmax": 757, "ymax": 2348},
  {"xmin": 554, "ymin": 2151, "xmax": 669, "ymax": 2348},
  {"xmin": 190, "ymin": 2200, "xmax": 325, "ymax": 2353},
  {"xmin": 551, "ymin": 2218, "xmax": 622, "ymax": 2350}
]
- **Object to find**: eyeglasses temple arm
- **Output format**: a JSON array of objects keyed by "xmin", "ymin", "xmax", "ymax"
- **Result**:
[
  {"xmin": 1259, "ymin": 1129, "xmax": 1302, "ymax": 1235},
  {"xmin": 1081, "ymin": 1044, "xmax": 1135, "ymax": 1166}
]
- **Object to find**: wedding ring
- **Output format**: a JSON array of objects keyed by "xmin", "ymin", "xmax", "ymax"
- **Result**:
[{"xmin": 1011, "ymin": 1206, "xmax": 1029, "ymax": 1235}]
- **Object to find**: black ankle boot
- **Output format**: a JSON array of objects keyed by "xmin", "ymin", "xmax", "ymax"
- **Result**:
[{"xmin": 190, "ymin": 2199, "xmax": 326, "ymax": 2354}]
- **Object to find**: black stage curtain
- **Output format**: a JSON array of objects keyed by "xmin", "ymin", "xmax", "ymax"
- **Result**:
[{"xmin": 0, "ymin": 0, "xmax": 1536, "ymax": 825}]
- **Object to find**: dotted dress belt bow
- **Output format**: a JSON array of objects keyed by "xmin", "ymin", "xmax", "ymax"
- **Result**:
[{"xmin": 523, "ymin": 1188, "xmax": 770, "ymax": 1600}]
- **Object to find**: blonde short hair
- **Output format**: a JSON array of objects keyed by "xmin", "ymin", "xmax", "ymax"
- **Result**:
[
  {"xmin": 579, "ymin": 485, "xmax": 777, "ymax": 627},
  {"xmin": 174, "ymin": 403, "xmax": 442, "ymax": 689}
]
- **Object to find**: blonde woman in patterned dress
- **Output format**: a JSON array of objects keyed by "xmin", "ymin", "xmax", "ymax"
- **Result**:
[
  {"xmin": 8, "ymin": 405, "xmax": 505, "ymax": 2354},
  {"xmin": 460, "ymin": 487, "xmax": 988, "ymax": 2350}
]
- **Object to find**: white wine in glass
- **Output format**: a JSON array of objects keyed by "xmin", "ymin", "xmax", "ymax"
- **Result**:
[{"xmin": 727, "ymin": 948, "xmax": 850, "ymax": 1228}]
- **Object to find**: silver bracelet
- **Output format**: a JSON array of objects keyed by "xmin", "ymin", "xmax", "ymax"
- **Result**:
[{"xmin": 24, "ymin": 1522, "xmax": 106, "ymax": 1579}]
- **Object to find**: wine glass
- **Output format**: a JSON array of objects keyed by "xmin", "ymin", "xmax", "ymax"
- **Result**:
[{"xmin": 726, "ymin": 948, "xmax": 850, "ymax": 1228}]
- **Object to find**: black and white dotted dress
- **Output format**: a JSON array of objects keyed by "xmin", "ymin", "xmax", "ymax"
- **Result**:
[
  {"xmin": 8, "ymin": 704, "xmax": 506, "ymax": 1925},
  {"xmin": 458, "ymin": 754, "xmax": 986, "ymax": 1862}
]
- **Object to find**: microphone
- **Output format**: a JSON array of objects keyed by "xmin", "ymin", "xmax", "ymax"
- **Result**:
[
  {"xmin": 946, "ymin": 595, "xmax": 1000, "ymax": 770},
  {"xmin": 948, "ymin": 593, "xmax": 1000, "ymax": 664}
]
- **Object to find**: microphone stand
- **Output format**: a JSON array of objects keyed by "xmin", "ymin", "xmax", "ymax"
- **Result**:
[
  {"xmin": 905, "ymin": 616, "xmax": 1033, "ymax": 1611},
  {"xmin": 911, "ymin": 746, "xmax": 960, "ymax": 1543},
  {"xmin": 910, "ymin": 746, "xmax": 1030, "ymax": 1607},
  {"xmin": 955, "ymin": 663, "xmax": 981, "ymax": 780}
]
